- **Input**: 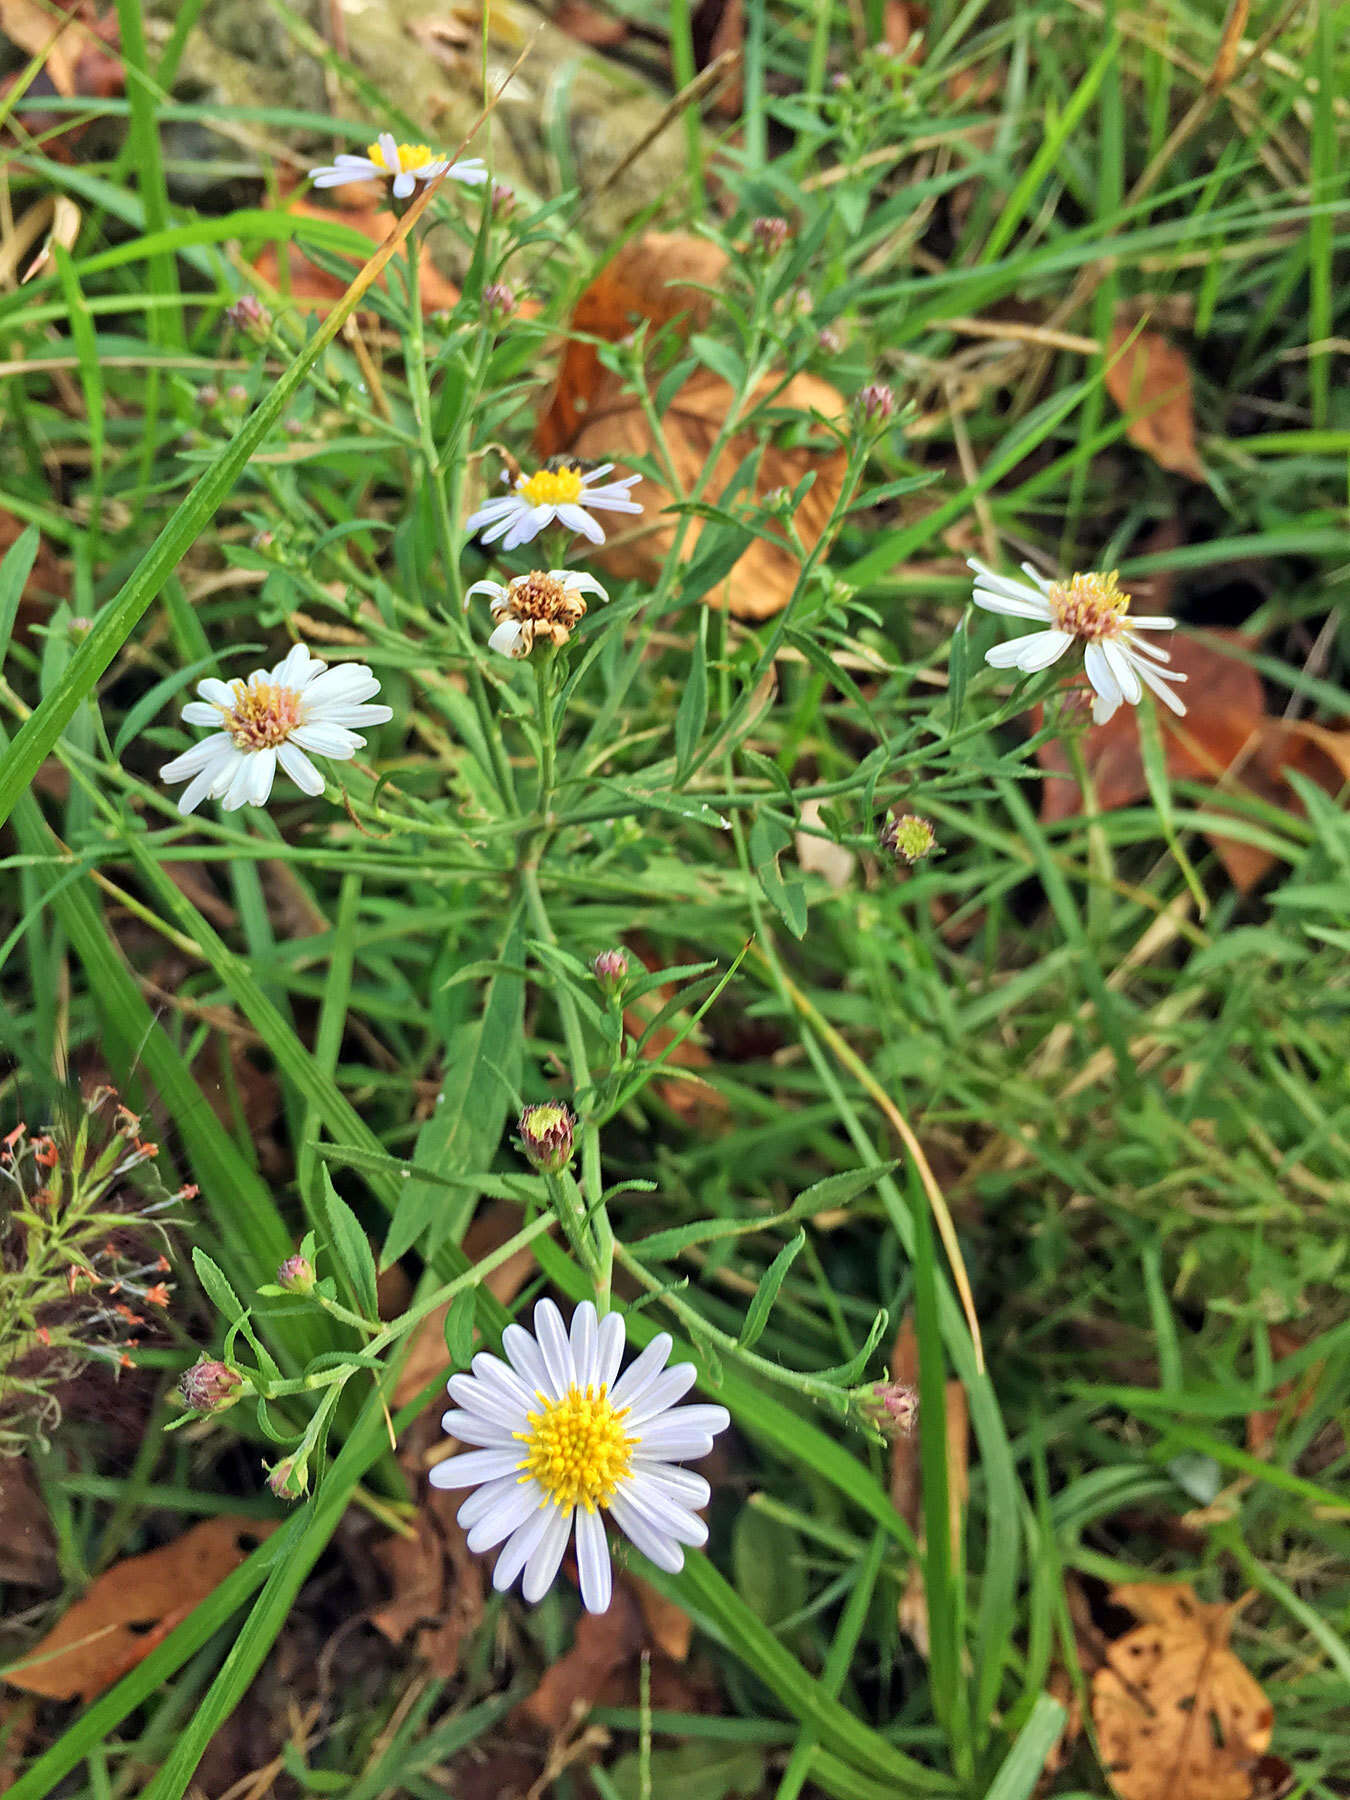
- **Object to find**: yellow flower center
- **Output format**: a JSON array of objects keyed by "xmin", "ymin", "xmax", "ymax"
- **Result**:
[
  {"xmin": 518, "ymin": 466, "xmax": 586, "ymax": 507},
  {"xmin": 220, "ymin": 681, "xmax": 302, "ymax": 750},
  {"xmin": 366, "ymin": 140, "xmax": 435, "ymax": 175},
  {"xmin": 1047, "ymin": 570, "xmax": 1131, "ymax": 641},
  {"xmin": 516, "ymin": 1384, "xmax": 634, "ymax": 1512}
]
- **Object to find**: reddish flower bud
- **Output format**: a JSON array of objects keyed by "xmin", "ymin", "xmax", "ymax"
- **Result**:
[
  {"xmin": 863, "ymin": 1380, "xmax": 918, "ymax": 1437},
  {"xmin": 751, "ymin": 215, "xmax": 790, "ymax": 253},
  {"xmin": 857, "ymin": 381, "xmax": 895, "ymax": 426},
  {"xmin": 483, "ymin": 281, "xmax": 516, "ymax": 317},
  {"xmin": 276, "ymin": 1253, "xmax": 316, "ymax": 1294},
  {"xmin": 265, "ymin": 1455, "xmax": 309, "ymax": 1501},
  {"xmin": 225, "ymin": 293, "xmax": 270, "ymax": 335},
  {"xmin": 590, "ymin": 948, "xmax": 630, "ymax": 1000},
  {"xmin": 179, "ymin": 1358, "xmax": 244, "ymax": 1413}
]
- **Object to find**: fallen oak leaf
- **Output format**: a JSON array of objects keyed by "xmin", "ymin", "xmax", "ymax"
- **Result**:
[
  {"xmin": 1091, "ymin": 1582, "xmax": 1273, "ymax": 1800},
  {"xmin": 251, "ymin": 193, "xmax": 462, "ymax": 318},
  {"xmin": 3, "ymin": 1517, "xmax": 276, "ymax": 1702},
  {"xmin": 1106, "ymin": 321, "xmax": 1207, "ymax": 483},
  {"xmin": 1037, "ymin": 632, "xmax": 1350, "ymax": 892},
  {"xmin": 568, "ymin": 363, "xmax": 848, "ymax": 619},
  {"xmin": 553, "ymin": 0, "xmax": 629, "ymax": 47},
  {"xmin": 537, "ymin": 231, "xmax": 730, "ymax": 458}
]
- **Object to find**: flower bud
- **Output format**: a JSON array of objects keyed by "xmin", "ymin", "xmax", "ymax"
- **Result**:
[
  {"xmin": 225, "ymin": 384, "xmax": 249, "ymax": 408},
  {"xmin": 179, "ymin": 1358, "xmax": 243, "ymax": 1413},
  {"xmin": 751, "ymin": 215, "xmax": 791, "ymax": 254},
  {"xmin": 197, "ymin": 384, "xmax": 219, "ymax": 411},
  {"xmin": 265, "ymin": 1454, "xmax": 309, "ymax": 1501},
  {"xmin": 518, "ymin": 1103, "xmax": 575, "ymax": 1175},
  {"xmin": 879, "ymin": 812, "xmax": 936, "ymax": 865},
  {"xmin": 491, "ymin": 182, "xmax": 516, "ymax": 217},
  {"xmin": 857, "ymin": 381, "xmax": 895, "ymax": 426},
  {"xmin": 276, "ymin": 1253, "xmax": 316, "ymax": 1294},
  {"xmin": 591, "ymin": 948, "xmax": 630, "ymax": 1000},
  {"xmin": 225, "ymin": 293, "xmax": 270, "ymax": 336},
  {"xmin": 817, "ymin": 324, "xmax": 844, "ymax": 355},
  {"xmin": 483, "ymin": 281, "xmax": 516, "ymax": 318}
]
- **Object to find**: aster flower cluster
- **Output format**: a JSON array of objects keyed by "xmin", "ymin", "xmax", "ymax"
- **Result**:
[{"xmin": 0, "ymin": 1089, "xmax": 180, "ymax": 1455}]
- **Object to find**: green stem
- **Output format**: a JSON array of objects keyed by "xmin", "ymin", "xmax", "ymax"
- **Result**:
[
  {"xmin": 401, "ymin": 240, "xmax": 517, "ymax": 812},
  {"xmin": 534, "ymin": 654, "xmax": 556, "ymax": 816},
  {"xmin": 518, "ymin": 864, "xmax": 614, "ymax": 1308}
]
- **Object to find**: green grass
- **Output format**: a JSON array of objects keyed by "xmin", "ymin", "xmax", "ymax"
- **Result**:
[{"xmin": 1, "ymin": 0, "xmax": 1348, "ymax": 1796}]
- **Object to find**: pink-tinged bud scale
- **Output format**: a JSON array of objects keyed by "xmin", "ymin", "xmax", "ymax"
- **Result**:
[
  {"xmin": 179, "ymin": 1359, "xmax": 244, "ymax": 1413},
  {"xmin": 591, "ymin": 948, "xmax": 630, "ymax": 1000}
]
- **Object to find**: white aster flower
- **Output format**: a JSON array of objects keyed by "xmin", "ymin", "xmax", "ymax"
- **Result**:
[
  {"xmin": 430, "ymin": 1299, "xmax": 730, "ymax": 1614},
  {"xmin": 969, "ymin": 559, "xmax": 1187, "ymax": 726},
  {"xmin": 158, "ymin": 642, "xmax": 392, "ymax": 816},
  {"xmin": 465, "ymin": 461, "xmax": 642, "ymax": 552},
  {"xmin": 308, "ymin": 131, "xmax": 488, "ymax": 202},
  {"xmin": 465, "ymin": 568, "xmax": 609, "ymax": 659}
]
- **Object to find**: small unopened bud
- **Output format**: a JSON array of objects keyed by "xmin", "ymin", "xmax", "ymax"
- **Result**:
[
  {"xmin": 880, "ymin": 812, "xmax": 937, "ymax": 865},
  {"xmin": 491, "ymin": 182, "xmax": 515, "ymax": 216},
  {"xmin": 179, "ymin": 1358, "xmax": 243, "ymax": 1413},
  {"xmin": 751, "ymin": 215, "xmax": 791, "ymax": 254},
  {"xmin": 197, "ymin": 384, "xmax": 219, "ymax": 410},
  {"xmin": 483, "ymin": 281, "xmax": 516, "ymax": 318},
  {"xmin": 265, "ymin": 1454, "xmax": 309, "ymax": 1501},
  {"xmin": 518, "ymin": 1103, "xmax": 575, "ymax": 1175},
  {"xmin": 591, "ymin": 948, "xmax": 630, "ymax": 999},
  {"xmin": 225, "ymin": 293, "xmax": 270, "ymax": 336},
  {"xmin": 857, "ymin": 381, "xmax": 895, "ymax": 426},
  {"xmin": 863, "ymin": 1380, "xmax": 918, "ymax": 1437},
  {"xmin": 225, "ymin": 384, "xmax": 248, "ymax": 408},
  {"xmin": 276, "ymin": 1253, "xmax": 316, "ymax": 1294},
  {"xmin": 817, "ymin": 324, "xmax": 844, "ymax": 355}
]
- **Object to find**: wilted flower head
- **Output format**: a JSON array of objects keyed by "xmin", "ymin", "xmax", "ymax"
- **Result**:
[
  {"xmin": 591, "ymin": 948, "xmax": 629, "ymax": 1000},
  {"xmin": 465, "ymin": 461, "xmax": 642, "ymax": 552},
  {"xmin": 464, "ymin": 569, "xmax": 608, "ymax": 660},
  {"xmin": 969, "ymin": 559, "xmax": 1186, "ymax": 727},
  {"xmin": 158, "ymin": 641, "xmax": 393, "ymax": 815},
  {"xmin": 276, "ymin": 1254, "xmax": 316, "ymax": 1294},
  {"xmin": 430, "ymin": 1298, "xmax": 730, "ymax": 1613},
  {"xmin": 179, "ymin": 1358, "xmax": 244, "ymax": 1413},
  {"xmin": 862, "ymin": 1379, "xmax": 918, "ymax": 1437},
  {"xmin": 518, "ymin": 1104, "xmax": 575, "ymax": 1175},
  {"xmin": 880, "ymin": 813, "xmax": 937, "ymax": 864},
  {"xmin": 0, "ymin": 1090, "xmax": 178, "ymax": 1455},
  {"xmin": 308, "ymin": 130, "xmax": 488, "ymax": 202},
  {"xmin": 751, "ymin": 215, "xmax": 790, "ymax": 253},
  {"xmin": 857, "ymin": 381, "xmax": 895, "ymax": 426}
]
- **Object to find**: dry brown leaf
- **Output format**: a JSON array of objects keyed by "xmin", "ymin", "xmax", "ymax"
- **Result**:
[
  {"xmin": 1036, "ymin": 631, "xmax": 1350, "ymax": 892},
  {"xmin": 536, "ymin": 230, "xmax": 846, "ymax": 617},
  {"xmin": 520, "ymin": 1581, "xmax": 645, "ymax": 1735},
  {"xmin": 0, "ymin": 0, "xmax": 82, "ymax": 95},
  {"xmin": 632, "ymin": 1573, "xmax": 693, "ymax": 1661},
  {"xmin": 796, "ymin": 797, "xmax": 855, "ymax": 891},
  {"xmin": 1106, "ymin": 323, "xmax": 1206, "ymax": 482},
  {"xmin": 0, "ymin": 1462, "xmax": 56, "ymax": 1590},
  {"xmin": 1210, "ymin": 0, "xmax": 1251, "ymax": 89},
  {"xmin": 882, "ymin": 0, "xmax": 927, "ymax": 57},
  {"xmin": 1092, "ymin": 1583, "xmax": 1273, "ymax": 1800},
  {"xmin": 537, "ymin": 232, "xmax": 730, "ymax": 459},
  {"xmin": 553, "ymin": 0, "xmax": 629, "ymax": 47},
  {"xmin": 886, "ymin": 1316, "xmax": 968, "ymax": 1659},
  {"xmin": 4, "ymin": 1517, "xmax": 275, "ymax": 1702},
  {"xmin": 570, "ymin": 364, "xmax": 847, "ymax": 619},
  {"xmin": 251, "ymin": 194, "xmax": 461, "ymax": 317},
  {"xmin": 690, "ymin": 0, "xmax": 744, "ymax": 116}
]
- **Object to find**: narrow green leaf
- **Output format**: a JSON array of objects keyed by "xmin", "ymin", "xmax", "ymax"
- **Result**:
[
  {"xmin": 982, "ymin": 1694, "xmax": 1067, "ymax": 1800},
  {"xmin": 738, "ymin": 1230, "xmax": 806, "ymax": 1350},
  {"xmin": 444, "ymin": 1287, "xmax": 476, "ymax": 1367},
  {"xmin": 191, "ymin": 1248, "xmax": 246, "ymax": 1325},
  {"xmin": 0, "ymin": 526, "xmax": 39, "ymax": 655},
  {"xmin": 749, "ymin": 814, "xmax": 808, "ymax": 939},
  {"xmin": 319, "ymin": 1168, "xmax": 379, "ymax": 1321},
  {"xmin": 674, "ymin": 607, "xmax": 710, "ymax": 782}
]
